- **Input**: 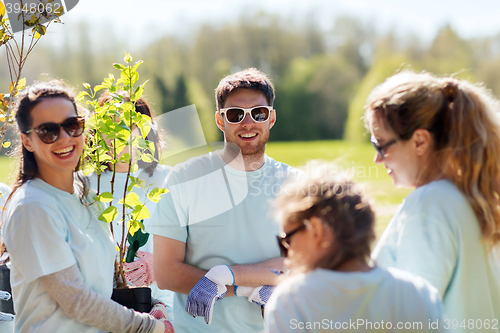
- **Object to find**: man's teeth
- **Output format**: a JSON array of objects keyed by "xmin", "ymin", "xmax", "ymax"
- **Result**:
[
  {"xmin": 240, "ymin": 133, "xmax": 257, "ymax": 138},
  {"xmin": 54, "ymin": 146, "xmax": 74, "ymax": 155}
]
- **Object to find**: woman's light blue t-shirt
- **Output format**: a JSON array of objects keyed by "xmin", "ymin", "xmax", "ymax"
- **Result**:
[{"xmin": 3, "ymin": 178, "xmax": 115, "ymax": 333}]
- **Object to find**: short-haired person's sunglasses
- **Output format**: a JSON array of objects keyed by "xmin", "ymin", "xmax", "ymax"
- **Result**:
[
  {"xmin": 370, "ymin": 136, "xmax": 398, "ymax": 159},
  {"xmin": 219, "ymin": 106, "xmax": 273, "ymax": 124},
  {"xmin": 276, "ymin": 222, "xmax": 307, "ymax": 257},
  {"xmin": 25, "ymin": 116, "xmax": 85, "ymax": 144}
]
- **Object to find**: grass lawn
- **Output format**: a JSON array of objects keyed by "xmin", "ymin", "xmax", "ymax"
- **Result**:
[
  {"xmin": 266, "ymin": 140, "xmax": 412, "ymax": 239},
  {"xmin": 0, "ymin": 140, "xmax": 412, "ymax": 239}
]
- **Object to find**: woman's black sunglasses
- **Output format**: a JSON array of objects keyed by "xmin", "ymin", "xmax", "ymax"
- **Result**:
[
  {"xmin": 370, "ymin": 136, "xmax": 398, "ymax": 159},
  {"xmin": 25, "ymin": 116, "xmax": 85, "ymax": 144},
  {"xmin": 276, "ymin": 223, "xmax": 307, "ymax": 257}
]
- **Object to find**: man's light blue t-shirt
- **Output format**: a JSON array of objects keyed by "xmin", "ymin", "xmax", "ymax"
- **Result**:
[{"xmin": 149, "ymin": 151, "xmax": 299, "ymax": 333}]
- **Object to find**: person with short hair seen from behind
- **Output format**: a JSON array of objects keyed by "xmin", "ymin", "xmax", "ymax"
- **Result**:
[
  {"xmin": 264, "ymin": 161, "xmax": 448, "ymax": 333},
  {"xmin": 150, "ymin": 68, "xmax": 301, "ymax": 332},
  {"xmin": 366, "ymin": 71, "xmax": 500, "ymax": 332},
  {"xmin": 1, "ymin": 81, "xmax": 173, "ymax": 333}
]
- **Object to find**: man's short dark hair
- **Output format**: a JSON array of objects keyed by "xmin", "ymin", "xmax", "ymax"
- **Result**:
[{"xmin": 215, "ymin": 68, "xmax": 275, "ymax": 110}]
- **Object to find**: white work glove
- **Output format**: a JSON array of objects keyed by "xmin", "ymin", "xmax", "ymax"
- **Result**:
[
  {"xmin": 234, "ymin": 285, "xmax": 274, "ymax": 306},
  {"xmin": 149, "ymin": 302, "xmax": 174, "ymax": 333},
  {"xmin": 123, "ymin": 251, "xmax": 155, "ymax": 286},
  {"xmin": 185, "ymin": 265, "xmax": 235, "ymax": 325},
  {"xmin": 0, "ymin": 291, "xmax": 14, "ymax": 323}
]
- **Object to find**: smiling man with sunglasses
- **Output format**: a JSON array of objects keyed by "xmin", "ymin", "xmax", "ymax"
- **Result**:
[{"xmin": 150, "ymin": 68, "xmax": 300, "ymax": 333}]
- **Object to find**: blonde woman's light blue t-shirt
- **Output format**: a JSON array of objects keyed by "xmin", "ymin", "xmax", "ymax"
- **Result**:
[{"xmin": 372, "ymin": 179, "xmax": 500, "ymax": 332}]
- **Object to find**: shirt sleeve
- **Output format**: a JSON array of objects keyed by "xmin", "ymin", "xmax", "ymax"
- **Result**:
[
  {"xmin": 147, "ymin": 174, "xmax": 188, "ymax": 242},
  {"xmin": 5, "ymin": 202, "xmax": 76, "ymax": 283},
  {"xmin": 374, "ymin": 212, "xmax": 458, "ymax": 298}
]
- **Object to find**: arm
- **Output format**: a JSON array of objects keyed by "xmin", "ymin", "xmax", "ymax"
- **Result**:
[
  {"xmin": 154, "ymin": 234, "xmax": 284, "ymax": 296},
  {"xmin": 39, "ymin": 264, "xmax": 166, "ymax": 333},
  {"xmin": 153, "ymin": 235, "xmax": 207, "ymax": 295}
]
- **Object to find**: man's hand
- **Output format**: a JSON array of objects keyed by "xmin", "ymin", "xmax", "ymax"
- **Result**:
[
  {"xmin": 185, "ymin": 265, "xmax": 235, "ymax": 325},
  {"xmin": 0, "ymin": 291, "xmax": 14, "ymax": 323},
  {"xmin": 235, "ymin": 285, "xmax": 274, "ymax": 306}
]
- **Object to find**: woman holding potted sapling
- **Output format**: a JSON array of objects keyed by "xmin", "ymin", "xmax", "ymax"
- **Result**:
[
  {"xmin": 88, "ymin": 91, "xmax": 174, "ymax": 322},
  {"xmin": 1, "ymin": 81, "xmax": 173, "ymax": 333}
]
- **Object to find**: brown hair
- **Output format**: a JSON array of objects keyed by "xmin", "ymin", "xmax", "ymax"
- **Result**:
[
  {"xmin": 98, "ymin": 91, "xmax": 162, "ymax": 177},
  {"xmin": 1, "ymin": 81, "xmax": 89, "ymax": 256},
  {"xmin": 275, "ymin": 161, "xmax": 375, "ymax": 271},
  {"xmin": 215, "ymin": 68, "xmax": 275, "ymax": 110},
  {"xmin": 364, "ymin": 70, "xmax": 500, "ymax": 246}
]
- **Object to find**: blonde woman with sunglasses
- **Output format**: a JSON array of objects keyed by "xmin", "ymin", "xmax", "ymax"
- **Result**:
[
  {"xmin": 1, "ymin": 81, "xmax": 173, "ymax": 333},
  {"xmin": 264, "ymin": 162, "xmax": 447, "ymax": 333},
  {"xmin": 366, "ymin": 71, "xmax": 500, "ymax": 332}
]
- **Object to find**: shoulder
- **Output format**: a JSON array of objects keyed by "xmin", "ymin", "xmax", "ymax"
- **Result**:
[
  {"xmin": 384, "ymin": 266, "xmax": 440, "ymax": 300},
  {"xmin": 398, "ymin": 179, "xmax": 476, "ymax": 228},
  {"xmin": 167, "ymin": 152, "xmax": 218, "ymax": 184},
  {"xmin": 406, "ymin": 179, "xmax": 467, "ymax": 209},
  {"xmin": 263, "ymin": 155, "xmax": 301, "ymax": 179}
]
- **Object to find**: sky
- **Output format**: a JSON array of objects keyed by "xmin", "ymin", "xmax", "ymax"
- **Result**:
[{"xmin": 24, "ymin": 0, "xmax": 500, "ymax": 49}]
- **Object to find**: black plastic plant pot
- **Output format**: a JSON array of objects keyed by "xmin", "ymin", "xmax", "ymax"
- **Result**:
[
  {"xmin": 111, "ymin": 287, "xmax": 152, "ymax": 313},
  {"xmin": 0, "ymin": 265, "xmax": 15, "ymax": 315}
]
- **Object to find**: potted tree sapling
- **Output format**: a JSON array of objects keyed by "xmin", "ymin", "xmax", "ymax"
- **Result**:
[{"xmin": 78, "ymin": 52, "xmax": 168, "ymax": 312}]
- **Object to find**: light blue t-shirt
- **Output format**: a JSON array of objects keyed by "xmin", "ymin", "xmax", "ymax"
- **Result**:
[
  {"xmin": 0, "ymin": 182, "xmax": 11, "ymax": 209},
  {"xmin": 2, "ymin": 178, "xmax": 115, "ymax": 333},
  {"xmin": 149, "ymin": 151, "xmax": 299, "ymax": 333},
  {"xmin": 372, "ymin": 179, "xmax": 500, "ymax": 332},
  {"xmin": 0, "ymin": 183, "xmax": 13, "ymax": 333},
  {"xmin": 87, "ymin": 165, "xmax": 174, "ymax": 322},
  {"xmin": 265, "ymin": 266, "xmax": 449, "ymax": 333}
]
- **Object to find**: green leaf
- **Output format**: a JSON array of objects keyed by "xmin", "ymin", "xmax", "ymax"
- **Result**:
[
  {"xmin": 141, "ymin": 154, "xmax": 154, "ymax": 163},
  {"xmin": 132, "ymin": 85, "xmax": 144, "ymax": 102},
  {"xmin": 113, "ymin": 63, "xmax": 125, "ymax": 71},
  {"xmin": 17, "ymin": 78, "xmax": 26, "ymax": 91},
  {"xmin": 34, "ymin": 24, "xmax": 46, "ymax": 36},
  {"xmin": 124, "ymin": 52, "xmax": 132, "ymax": 63},
  {"xmin": 99, "ymin": 206, "xmax": 117, "ymax": 223},
  {"xmin": 96, "ymin": 191, "xmax": 114, "ymax": 203},
  {"xmin": 117, "ymin": 192, "xmax": 141, "ymax": 207},
  {"xmin": 132, "ymin": 60, "xmax": 143, "ymax": 72},
  {"xmin": 82, "ymin": 162, "xmax": 94, "ymax": 176},
  {"xmin": 148, "ymin": 187, "xmax": 169, "ymax": 203},
  {"xmin": 131, "ymin": 204, "xmax": 150, "ymax": 221},
  {"xmin": 2, "ymin": 141, "xmax": 10, "ymax": 148},
  {"xmin": 0, "ymin": 1, "xmax": 5, "ymax": 19},
  {"xmin": 76, "ymin": 91, "xmax": 90, "ymax": 102},
  {"xmin": 118, "ymin": 153, "xmax": 130, "ymax": 163},
  {"xmin": 54, "ymin": 4, "xmax": 64, "ymax": 16},
  {"xmin": 94, "ymin": 84, "xmax": 106, "ymax": 93},
  {"xmin": 130, "ymin": 162, "xmax": 139, "ymax": 173},
  {"xmin": 128, "ymin": 219, "xmax": 141, "ymax": 238},
  {"xmin": 82, "ymin": 82, "xmax": 91, "ymax": 90}
]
